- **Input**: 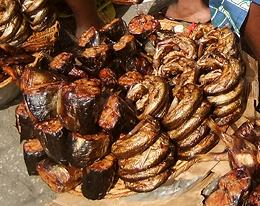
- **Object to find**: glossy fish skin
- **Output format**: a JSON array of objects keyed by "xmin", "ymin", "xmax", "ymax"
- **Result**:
[
  {"xmin": 58, "ymin": 79, "xmax": 101, "ymax": 134},
  {"xmin": 127, "ymin": 82, "xmax": 148, "ymax": 102},
  {"xmin": 119, "ymin": 144, "xmax": 176, "ymax": 182},
  {"xmin": 66, "ymin": 132, "xmax": 111, "ymax": 168},
  {"xmin": 124, "ymin": 169, "xmax": 171, "ymax": 193},
  {"xmin": 207, "ymin": 79, "xmax": 244, "ymax": 106},
  {"xmin": 37, "ymin": 159, "xmax": 83, "ymax": 193},
  {"xmin": 179, "ymin": 133, "xmax": 219, "ymax": 160},
  {"xmin": 29, "ymin": 7, "xmax": 49, "ymax": 26},
  {"xmin": 178, "ymin": 123, "xmax": 209, "ymax": 151},
  {"xmin": 199, "ymin": 69, "xmax": 222, "ymax": 86},
  {"xmin": 9, "ymin": 17, "xmax": 31, "ymax": 46},
  {"xmin": 213, "ymin": 96, "xmax": 242, "ymax": 118},
  {"xmin": 20, "ymin": 68, "xmax": 65, "ymax": 92},
  {"xmin": 163, "ymin": 84, "xmax": 202, "ymax": 130},
  {"xmin": 24, "ymin": 83, "xmax": 62, "ymax": 122},
  {"xmin": 80, "ymin": 45, "xmax": 111, "ymax": 73},
  {"xmin": 23, "ymin": 138, "xmax": 47, "ymax": 176},
  {"xmin": 0, "ymin": 14, "xmax": 22, "ymax": 43},
  {"xmin": 49, "ymin": 52, "xmax": 75, "ymax": 75},
  {"xmin": 128, "ymin": 14, "xmax": 160, "ymax": 42},
  {"xmin": 215, "ymin": 106, "xmax": 244, "ymax": 127},
  {"xmin": 98, "ymin": 93, "xmax": 138, "ymax": 136},
  {"xmin": 35, "ymin": 118, "xmax": 68, "ymax": 164},
  {"xmin": 204, "ymin": 58, "xmax": 244, "ymax": 95},
  {"xmin": 78, "ymin": 26, "xmax": 102, "ymax": 48},
  {"xmin": 100, "ymin": 18, "xmax": 127, "ymax": 42},
  {"xmin": 112, "ymin": 117, "xmax": 160, "ymax": 159},
  {"xmin": 0, "ymin": 0, "xmax": 18, "ymax": 26},
  {"xmin": 125, "ymin": 55, "xmax": 153, "ymax": 75},
  {"xmin": 168, "ymin": 101, "xmax": 211, "ymax": 141},
  {"xmin": 113, "ymin": 34, "xmax": 137, "ymax": 58},
  {"xmin": 138, "ymin": 75, "xmax": 169, "ymax": 120},
  {"xmin": 81, "ymin": 154, "xmax": 117, "ymax": 200},
  {"xmin": 15, "ymin": 102, "xmax": 35, "ymax": 143},
  {"xmin": 22, "ymin": 0, "xmax": 46, "ymax": 14},
  {"xmin": 118, "ymin": 133, "xmax": 170, "ymax": 173}
]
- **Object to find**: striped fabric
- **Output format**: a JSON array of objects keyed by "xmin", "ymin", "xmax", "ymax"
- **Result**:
[{"xmin": 209, "ymin": 0, "xmax": 260, "ymax": 36}]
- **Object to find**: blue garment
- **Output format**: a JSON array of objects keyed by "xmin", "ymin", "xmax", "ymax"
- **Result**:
[{"xmin": 209, "ymin": 0, "xmax": 260, "ymax": 36}]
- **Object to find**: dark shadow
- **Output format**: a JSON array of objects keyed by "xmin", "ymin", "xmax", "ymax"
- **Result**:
[{"xmin": 0, "ymin": 94, "xmax": 22, "ymax": 110}]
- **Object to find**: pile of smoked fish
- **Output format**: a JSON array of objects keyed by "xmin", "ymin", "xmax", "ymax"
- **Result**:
[
  {"xmin": 14, "ymin": 14, "xmax": 247, "ymax": 200},
  {"xmin": 202, "ymin": 120, "xmax": 260, "ymax": 206}
]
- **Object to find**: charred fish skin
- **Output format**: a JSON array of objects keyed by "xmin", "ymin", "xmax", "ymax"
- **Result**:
[
  {"xmin": 23, "ymin": 138, "xmax": 47, "ymax": 176},
  {"xmin": 20, "ymin": 68, "xmax": 65, "ymax": 92},
  {"xmin": 118, "ymin": 71, "xmax": 144, "ymax": 90},
  {"xmin": 78, "ymin": 26, "xmax": 102, "ymax": 48},
  {"xmin": 34, "ymin": 118, "xmax": 68, "ymax": 164},
  {"xmin": 111, "ymin": 117, "xmax": 160, "ymax": 159},
  {"xmin": 100, "ymin": 18, "xmax": 127, "ymax": 42},
  {"xmin": 179, "ymin": 133, "xmax": 219, "ymax": 160},
  {"xmin": 37, "ymin": 158, "xmax": 83, "ymax": 193},
  {"xmin": 66, "ymin": 132, "xmax": 111, "ymax": 168},
  {"xmin": 118, "ymin": 133, "xmax": 170, "ymax": 173},
  {"xmin": 128, "ymin": 14, "xmax": 160, "ymax": 42},
  {"xmin": 81, "ymin": 154, "xmax": 117, "ymax": 200},
  {"xmin": 80, "ymin": 44, "xmax": 111, "ymax": 74},
  {"xmin": 125, "ymin": 55, "xmax": 153, "ymax": 75},
  {"xmin": 124, "ymin": 169, "xmax": 171, "ymax": 193},
  {"xmin": 163, "ymin": 84, "xmax": 202, "ymax": 130},
  {"xmin": 15, "ymin": 102, "xmax": 35, "ymax": 143},
  {"xmin": 119, "ymin": 143, "xmax": 177, "ymax": 182},
  {"xmin": 168, "ymin": 101, "xmax": 211, "ymax": 141},
  {"xmin": 49, "ymin": 52, "xmax": 75, "ymax": 75},
  {"xmin": 98, "ymin": 68, "xmax": 117, "ymax": 88},
  {"xmin": 23, "ymin": 83, "xmax": 63, "ymax": 122},
  {"xmin": 98, "ymin": 93, "xmax": 138, "ymax": 137},
  {"xmin": 113, "ymin": 34, "xmax": 137, "ymax": 58},
  {"xmin": 58, "ymin": 79, "xmax": 101, "ymax": 134}
]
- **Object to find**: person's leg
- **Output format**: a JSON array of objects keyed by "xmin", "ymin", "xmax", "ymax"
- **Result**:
[
  {"xmin": 165, "ymin": 0, "xmax": 210, "ymax": 23},
  {"xmin": 65, "ymin": 0, "xmax": 102, "ymax": 37},
  {"xmin": 242, "ymin": 2, "xmax": 260, "ymax": 61}
]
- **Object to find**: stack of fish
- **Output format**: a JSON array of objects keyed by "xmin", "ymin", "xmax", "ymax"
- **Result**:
[
  {"xmin": 13, "ymin": 14, "xmax": 246, "ymax": 200},
  {"xmin": 193, "ymin": 25, "xmax": 246, "ymax": 127},
  {"xmin": 112, "ymin": 118, "xmax": 177, "ymax": 192}
]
